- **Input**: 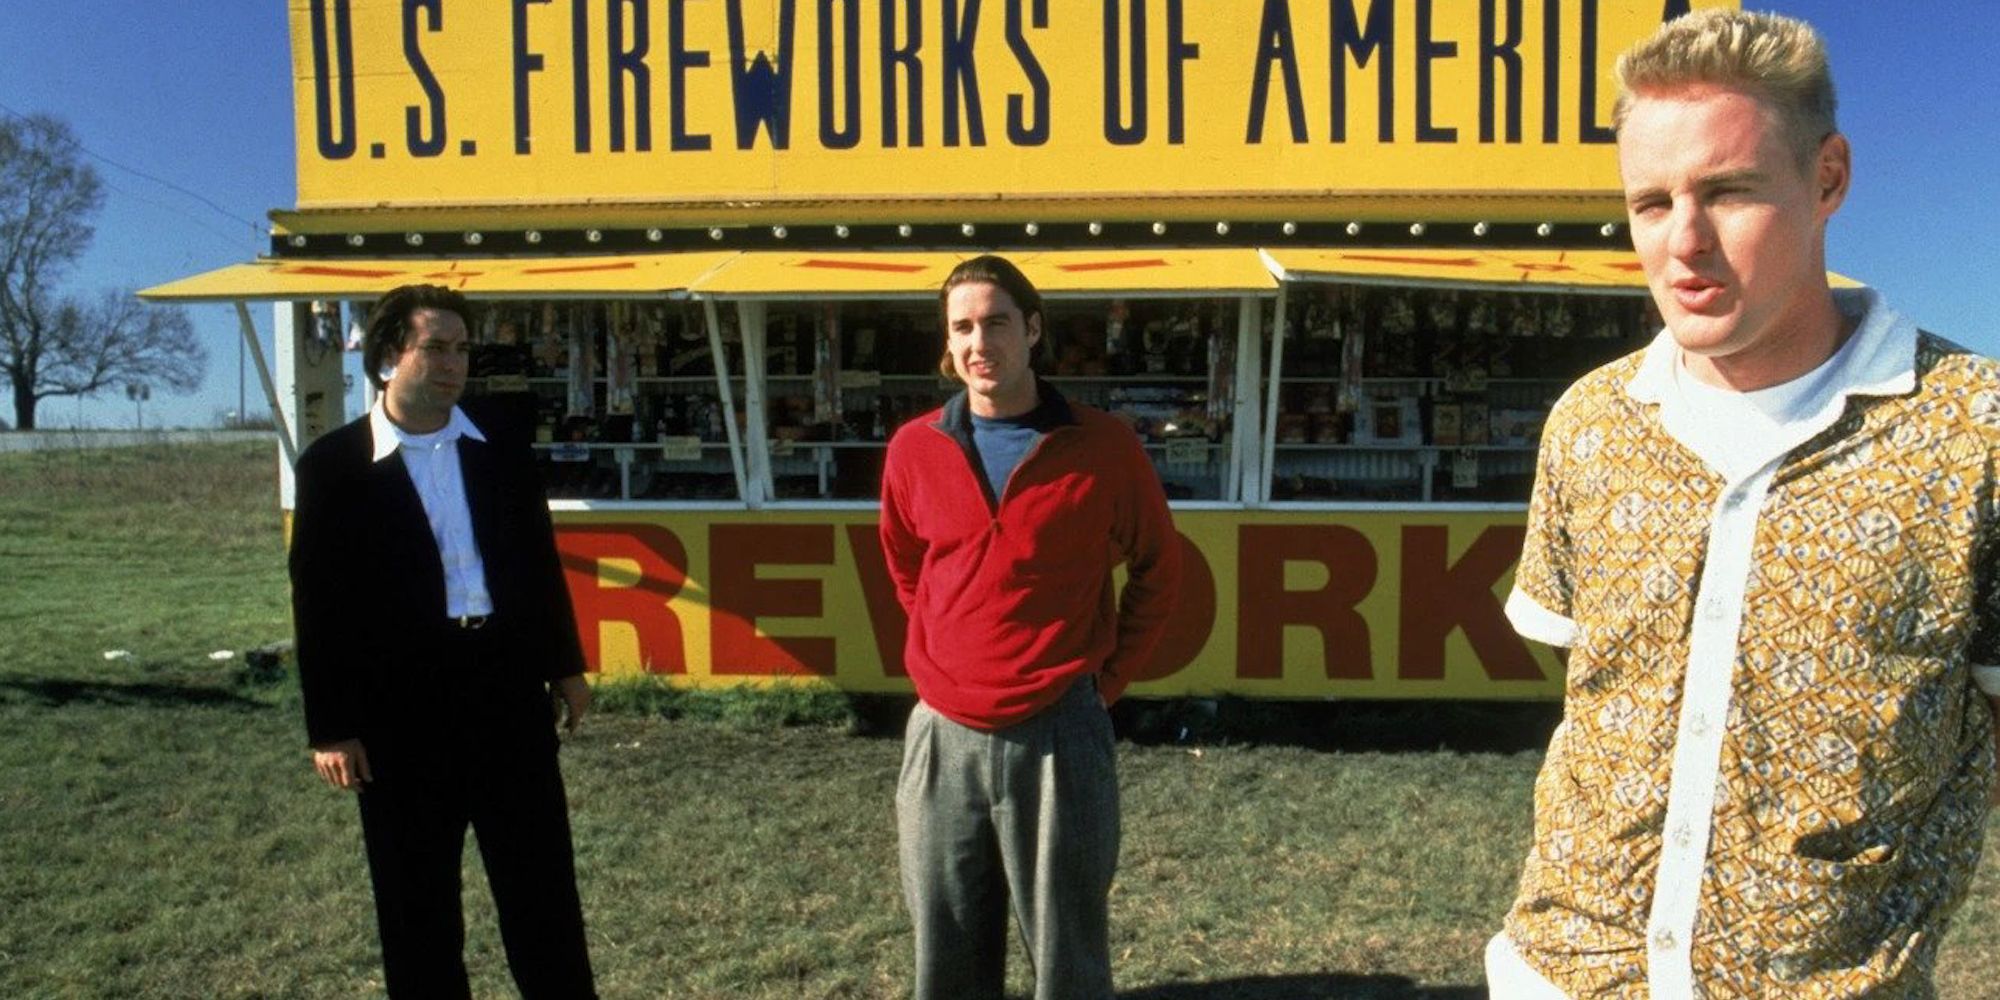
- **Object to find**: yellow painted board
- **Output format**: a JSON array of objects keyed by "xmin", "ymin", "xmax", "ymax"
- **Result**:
[
  {"xmin": 268, "ymin": 190, "xmax": 1634, "ymax": 231},
  {"xmin": 552, "ymin": 507, "xmax": 1565, "ymax": 700},
  {"xmin": 290, "ymin": 0, "xmax": 1737, "ymax": 211}
]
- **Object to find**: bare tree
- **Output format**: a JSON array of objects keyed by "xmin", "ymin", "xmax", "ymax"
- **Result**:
[
  {"xmin": 42, "ymin": 291, "xmax": 205, "ymax": 407},
  {"xmin": 0, "ymin": 112, "xmax": 203, "ymax": 429}
]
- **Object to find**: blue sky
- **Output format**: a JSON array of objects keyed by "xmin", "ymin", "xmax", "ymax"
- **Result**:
[{"xmin": 0, "ymin": 1, "xmax": 1993, "ymax": 429}]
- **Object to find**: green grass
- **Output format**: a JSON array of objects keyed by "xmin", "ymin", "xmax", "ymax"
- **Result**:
[
  {"xmin": 2, "ymin": 442, "xmax": 1998, "ymax": 998},
  {"xmin": 590, "ymin": 675, "xmax": 862, "ymax": 730}
]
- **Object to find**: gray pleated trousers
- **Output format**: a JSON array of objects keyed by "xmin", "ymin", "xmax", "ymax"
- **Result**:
[{"xmin": 896, "ymin": 676, "xmax": 1120, "ymax": 1000}]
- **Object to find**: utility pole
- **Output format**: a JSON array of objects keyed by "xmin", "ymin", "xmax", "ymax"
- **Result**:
[{"xmin": 126, "ymin": 383, "xmax": 149, "ymax": 430}]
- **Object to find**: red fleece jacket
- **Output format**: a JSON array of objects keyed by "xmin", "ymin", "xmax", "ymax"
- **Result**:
[{"xmin": 879, "ymin": 387, "xmax": 1182, "ymax": 730}]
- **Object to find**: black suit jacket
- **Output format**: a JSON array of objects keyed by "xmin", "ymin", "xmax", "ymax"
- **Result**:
[{"xmin": 288, "ymin": 401, "xmax": 585, "ymax": 749}]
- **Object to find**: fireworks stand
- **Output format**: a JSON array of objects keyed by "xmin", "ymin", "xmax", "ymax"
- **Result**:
[{"xmin": 144, "ymin": 0, "xmax": 1746, "ymax": 699}]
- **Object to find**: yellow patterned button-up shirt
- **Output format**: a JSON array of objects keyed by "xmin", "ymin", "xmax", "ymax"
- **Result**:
[{"xmin": 1502, "ymin": 290, "xmax": 2000, "ymax": 998}]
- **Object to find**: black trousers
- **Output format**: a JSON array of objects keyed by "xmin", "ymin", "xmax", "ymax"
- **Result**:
[{"xmin": 354, "ymin": 622, "xmax": 595, "ymax": 1000}]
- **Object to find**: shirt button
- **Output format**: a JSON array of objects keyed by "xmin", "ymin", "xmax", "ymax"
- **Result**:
[
  {"xmin": 1652, "ymin": 928, "xmax": 1677, "ymax": 953},
  {"xmin": 1671, "ymin": 824, "xmax": 1694, "ymax": 849},
  {"xmin": 1700, "ymin": 600, "xmax": 1726, "ymax": 623}
]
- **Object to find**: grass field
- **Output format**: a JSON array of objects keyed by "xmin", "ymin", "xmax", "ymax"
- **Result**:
[{"xmin": 3, "ymin": 442, "xmax": 1998, "ymax": 998}]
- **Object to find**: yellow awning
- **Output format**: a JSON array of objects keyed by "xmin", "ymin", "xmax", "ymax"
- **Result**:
[
  {"xmin": 1264, "ymin": 247, "xmax": 1864, "ymax": 293},
  {"xmin": 144, "ymin": 247, "xmax": 1862, "ymax": 304},
  {"xmin": 1019, "ymin": 249, "xmax": 1278, "ymax": 297},
  {"xmin": 689, "ymin": 251, "xmax": 966, "ymax": 299},
  {"xmin": 1263, "ymin": 248, "xmax": 1656, "ymax": 293},
  {"xmin": 691, "ymin": 249, "xmax": 1278, "ymax": 299},
  {"xmin": 138, "ymin": 252, "xmax": 741, "ymax": 302}
]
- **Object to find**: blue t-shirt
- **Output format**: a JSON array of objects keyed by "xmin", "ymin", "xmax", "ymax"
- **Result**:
[{"xmin": 969, "ymin": 403, "xmax": 1053, "ymax": 506}]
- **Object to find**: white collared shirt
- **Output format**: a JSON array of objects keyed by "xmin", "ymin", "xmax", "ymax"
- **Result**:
[{"xmin": 370, "ymin": 404, "xmax": 494, "ymax": 619}]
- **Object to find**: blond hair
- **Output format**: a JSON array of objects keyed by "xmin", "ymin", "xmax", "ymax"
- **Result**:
[{"xmin": 1614, "ymin": 9, "xmax": 1836, "ymax": 169}]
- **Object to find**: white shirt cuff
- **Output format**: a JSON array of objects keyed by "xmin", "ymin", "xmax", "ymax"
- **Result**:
[
  {"xmin": 1972, "ymin": 665, "xmax": 2000, "ymax": 697},
  {"xmin": 1484, "ymin": 932, "xmax": 1573, "ymax": 999},
  {"xmin": 1506, "ymin": 589, "xmax": 1578, "ymax": 649}
]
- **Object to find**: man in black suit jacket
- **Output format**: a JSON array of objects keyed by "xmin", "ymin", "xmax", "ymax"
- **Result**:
[{"xmin": 289, "ymin": 284, "xmax": 597, "ymax": 998}]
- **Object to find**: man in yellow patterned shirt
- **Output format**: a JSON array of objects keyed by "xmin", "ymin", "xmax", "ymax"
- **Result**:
[{"xmin": 1487, "ymin": 10, "xmax": 2000, "ymax": 998}]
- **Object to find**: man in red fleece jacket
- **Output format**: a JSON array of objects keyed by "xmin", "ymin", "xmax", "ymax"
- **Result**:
[{"xmin": 879, "ymin": 254, "xmax": 1182, "ymax": 1000}]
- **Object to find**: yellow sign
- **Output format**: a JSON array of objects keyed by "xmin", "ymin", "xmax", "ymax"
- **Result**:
[
  {"xmin": 291, "ymin": 0, "xmax": 1731, "ymax": 212},
  {"xmin": 554, "ymin": 508, "xmax": 1564, "ymax": 700}
]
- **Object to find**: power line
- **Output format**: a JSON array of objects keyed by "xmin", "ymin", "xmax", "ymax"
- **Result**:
[
  {"xmin": 96, "ymin": 175, "xmax": 261, "ymax": 255},
  {"xmin": 0, "ymin": 101, "xmax": 266, "ymax": 239}
]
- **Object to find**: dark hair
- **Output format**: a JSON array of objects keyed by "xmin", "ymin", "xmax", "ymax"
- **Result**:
[
  {"xmin": 362, "ymin": 284, "xmax": 474, "ymax": 390},
  {"xmin": 937, "ymin": 254, "xmax": 1046, "ymax": 380}
]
